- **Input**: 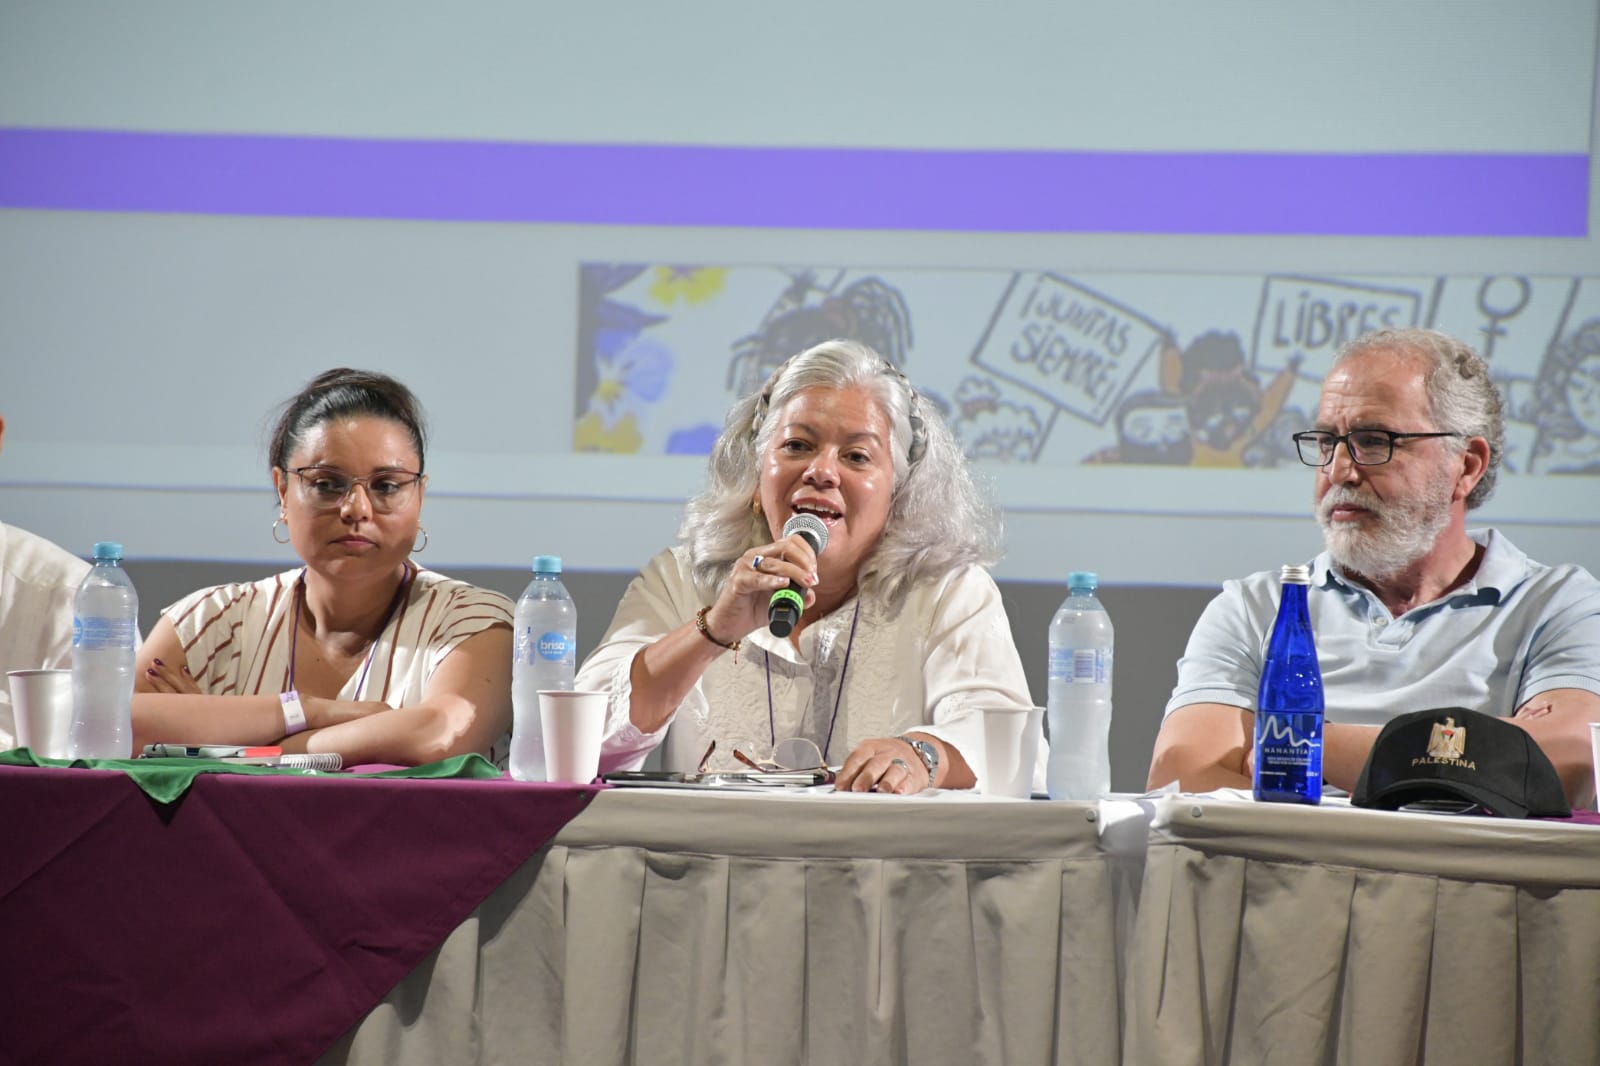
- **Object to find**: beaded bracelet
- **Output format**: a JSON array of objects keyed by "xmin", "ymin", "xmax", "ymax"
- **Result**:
[{"xmin": 694, "ymin": 606, "xmax": 741, "ymax": 661}]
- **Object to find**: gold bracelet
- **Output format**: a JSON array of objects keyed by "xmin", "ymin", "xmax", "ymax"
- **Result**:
[{"xmin": 694, "ymin": 606, "xmax": 741, "ymax": 661}]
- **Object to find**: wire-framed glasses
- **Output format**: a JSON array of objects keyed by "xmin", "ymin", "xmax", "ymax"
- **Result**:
[
  {"xmin": 288, "ymin": 466, "xmax": 425, "ymax": 512},
  {"xmin": 697, "ymin": 737, "xmax": 833, "ymax": 780},
  {"xmin": 1292, "ymin": 430, "xmax": 1461, "ymax": 468}
]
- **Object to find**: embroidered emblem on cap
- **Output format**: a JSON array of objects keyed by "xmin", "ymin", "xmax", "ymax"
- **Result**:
[{"xmin": 1426, "ymin": 718, "xmax": 1467, "ymax": 762}]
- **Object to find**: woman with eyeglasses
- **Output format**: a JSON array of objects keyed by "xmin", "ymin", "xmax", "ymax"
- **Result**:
[
  {"xmin": 129, "ymin": 369, "xmax": 514, "ymax": 765},
  {"xmin": 578, "ymin": 339, "xmax": 1038, "ymax": 794}
]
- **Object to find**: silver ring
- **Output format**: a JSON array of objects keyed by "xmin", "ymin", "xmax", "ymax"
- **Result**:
[
  {"xmin": 751, "ymin": 555, "xmax": 764, "ymax": 571},
  {"xmin": 889, "ymin": 758, "xmax": 910, "ymax": 772}
]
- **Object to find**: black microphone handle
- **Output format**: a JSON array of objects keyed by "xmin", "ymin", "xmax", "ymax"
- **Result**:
[
  {"xmin": 768, "ymin": 580, "xmax": 804, "ymax": 637},
  {"xmin": 768, "ymin": 519, "xmax": 825, "ymax": 637}
]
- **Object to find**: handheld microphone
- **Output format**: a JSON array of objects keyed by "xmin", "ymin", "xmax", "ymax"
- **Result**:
[{"xmin": 769, "ymin": 513, "xmax": 829, "ymax": 637}]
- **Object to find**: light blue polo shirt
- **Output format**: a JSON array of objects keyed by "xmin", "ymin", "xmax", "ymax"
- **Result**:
[{"xmin": 1166, "ymin": 530, "xmax": 1600, "ymax": 725}]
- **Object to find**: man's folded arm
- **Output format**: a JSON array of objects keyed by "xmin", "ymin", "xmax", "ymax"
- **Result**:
[
  {"xmin": 1147, "ymin": 703, "xmax": 1253, "ymax": 791},
  {"xmin": 1319, "ymin": 722, "xmax": 1383, "ymax": 792},
  {"xmin": 1511, "ymin": 688, "xmax": 1600, "ymax": 807}
]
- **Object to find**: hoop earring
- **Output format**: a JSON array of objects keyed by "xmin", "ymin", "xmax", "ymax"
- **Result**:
[
  {"xmin": 412, "ymin": 526, "xmax": 429, "ymax": 554},
  {"xmin": 272, "ymin": 516, "xmax": 290, "ymax": 544}
]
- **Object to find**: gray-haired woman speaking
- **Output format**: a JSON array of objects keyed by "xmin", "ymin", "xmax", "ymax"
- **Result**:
[{"xmin": 578, "ymin": 340, "xmax": 1039, "ymax": 794}]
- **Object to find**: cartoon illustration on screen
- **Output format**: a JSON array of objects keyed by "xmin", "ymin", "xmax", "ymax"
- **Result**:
[
  {"xmin": 1076, "ymin": 332, "xmax": 1301, "ymax": 467},
  {"xmin": 1527, "ymin": 318, "xmax": 1600, "ymax": 474},
  {"xmin": 725, "ymin": 271, "xmax": 914, "ymax": 399},
  {"xmin": 571, "ymin": 263, "xmax": 1597, "ymax": 480},
  {"xmin": 1172, "ymin": 332, "xmax": 1301, "ymax": 467},
  {"xmin": 949, "ymin": 376, "xmax": 1044, "ymax": 461},
  {"xmin": 574, "ymin": 264, "xmax": 672, "ymax": 454}
]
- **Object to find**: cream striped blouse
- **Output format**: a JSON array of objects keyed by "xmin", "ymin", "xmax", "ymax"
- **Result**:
[{"xmin": 166, "ymin": 566, "xmax": 513, "ymax": 759}]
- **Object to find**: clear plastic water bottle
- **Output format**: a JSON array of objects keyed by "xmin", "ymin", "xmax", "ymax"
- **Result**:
[
  {"xmin": 1046, "ymin": 570, "xmax": 1114, "ymax": 800},
  {"xmin": 68, "ymin": 542, "xmax": 139, "ymax": 760},
  {"xmin": 510, "ymin": 555, "xmax": 577, "ymax": 781},
  {"xmin": 1253, "ymin": 564, "xmax": 1324, "ymax": 805}
]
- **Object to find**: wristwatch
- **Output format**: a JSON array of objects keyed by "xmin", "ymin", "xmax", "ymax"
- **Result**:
[{"xmin": 897, "ymin": 735, "xmax": 939, "ymax": 784}]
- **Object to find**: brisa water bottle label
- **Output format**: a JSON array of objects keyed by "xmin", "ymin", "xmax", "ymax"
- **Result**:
[
  {"xmin": 74, "ymin": 616, "xmax": 138, "ymax": 651},
  {"xmin": 537, "ymin": 632, "xmax": 573, "ymax": 663}
]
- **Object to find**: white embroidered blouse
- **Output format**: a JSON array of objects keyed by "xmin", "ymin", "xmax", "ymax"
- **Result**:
[{"xmin": 579, "ymin": 547, "xmax": 1040, "ymax": 786}]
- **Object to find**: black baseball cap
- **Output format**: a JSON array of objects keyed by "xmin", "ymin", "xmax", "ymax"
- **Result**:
[{"xmin": 1352, "ymin": 708, "xmax": 1570, "ymax": 819}]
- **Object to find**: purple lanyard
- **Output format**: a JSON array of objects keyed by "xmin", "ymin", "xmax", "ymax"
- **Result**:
[
  {"xmin": 764, "ymin": 601, "xmax": 860, "ymax": 761},
  {"xmin": 286, "ymin": 563, "xmax": 413, "ymax": 697}
]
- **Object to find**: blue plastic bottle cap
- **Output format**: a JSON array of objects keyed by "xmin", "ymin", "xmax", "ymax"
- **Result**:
[
  {"xmin": 1067, "ymin": 570, "xmax": 1097, "ymax": 590},
  {"xmin": 532, "ymin": 555, "xmax": 562, "ymax": 574},
  {"xmin": 92, "ymin": 542, "xmax": 124, "ymax": 561}
]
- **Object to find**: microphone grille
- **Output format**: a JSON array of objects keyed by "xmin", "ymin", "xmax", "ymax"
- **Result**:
[{"xmin": 781, "ymin": 512, "xmax": 829, "ymax": 554}]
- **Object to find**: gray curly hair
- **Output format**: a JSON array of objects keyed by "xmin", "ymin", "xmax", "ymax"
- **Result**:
[
  {"xmin": 680, "ymin": 339, "xmax": 1002, "ymax": 610},
  {"xmin": 1332, "ymin": 327, "xmax": 1505, "ymax": 509}
]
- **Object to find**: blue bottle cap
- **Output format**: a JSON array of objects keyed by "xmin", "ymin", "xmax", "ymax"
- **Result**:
[
  {"xmin": 92, "ymin": 542, "xmax": 124, "ymax": 561},
  {"xmin": 1067, "ymin": 570, "xmax": 1097, "ymax": 591},
  {"xmin": 532, "ymin": 555, "xmax": 562, "ymax": 574}
]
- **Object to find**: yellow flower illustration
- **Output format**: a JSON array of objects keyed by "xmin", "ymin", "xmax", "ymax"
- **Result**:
[
  {"xmin": 649, "ymin": 266, "xmax": 727, "ymax": 306},
  {"xmin": 574, "ymin": 411, "xmax": 643, "ymax": 453}
]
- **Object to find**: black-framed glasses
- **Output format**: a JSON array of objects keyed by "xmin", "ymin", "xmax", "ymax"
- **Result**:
[
  {"xmin": 1292, "ymin": 430, "xmax": 1461, "ymax": 468},
  {"xmin": 288, "ymin": 465, "xmax": 425, "ymax": 512}
]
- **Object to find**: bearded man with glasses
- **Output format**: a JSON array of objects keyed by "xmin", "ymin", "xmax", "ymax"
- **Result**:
[{"xmin": 1147, "ymin": 328, "xmax": 1600, "ymax": 806}]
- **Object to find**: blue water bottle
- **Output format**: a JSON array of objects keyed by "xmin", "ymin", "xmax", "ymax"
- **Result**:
[{"xmin": 1253, "ymin": 564, "xmax": 1324, "ymax": 804}]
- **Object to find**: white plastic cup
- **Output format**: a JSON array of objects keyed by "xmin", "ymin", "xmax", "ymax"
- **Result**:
[
  {"xmin": 538, "ymin": 689, "xmax": 608, "ymax": 784},
  {"xmin": 978, "ymin": 705, "xmax": 1045, "ymax": 799},
  {"xmin": 8, "ymin": 669, "xmax": 75, "ymax": 759},
  {"xmin": 1590, "ymin": 722, "xmax": 1600, "ymax": 813}
]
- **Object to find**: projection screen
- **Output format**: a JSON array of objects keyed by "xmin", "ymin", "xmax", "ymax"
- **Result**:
[{"xmin": 2, "ymin": 0, "xmax": 1596, "ymax": 586}]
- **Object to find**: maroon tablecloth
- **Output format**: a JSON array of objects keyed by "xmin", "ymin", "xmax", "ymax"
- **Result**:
[{"xmin": 0, "ymin": 765, "xmax": 601, "ymax": 1065}]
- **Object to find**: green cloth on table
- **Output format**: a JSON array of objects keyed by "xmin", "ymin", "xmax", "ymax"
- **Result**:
[{"xmin": 0, "ymin": 748, "xmax": 503, "ymax": 804}]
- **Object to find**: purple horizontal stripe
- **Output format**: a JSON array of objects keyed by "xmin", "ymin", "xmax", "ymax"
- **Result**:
[{"xmin": 0, "ymin": 127, "xmax": 1587, "ymax": 237}]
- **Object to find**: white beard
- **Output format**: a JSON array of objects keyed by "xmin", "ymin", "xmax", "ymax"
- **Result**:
[{"xmin": 1317, "ymin": 479, "xmax": 1454, "ymax": 582}]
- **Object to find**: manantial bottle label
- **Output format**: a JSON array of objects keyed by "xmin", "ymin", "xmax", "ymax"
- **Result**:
[{"xmin": 1255, "ymin": 711, "xmax": 1323, "ymax": 788}]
